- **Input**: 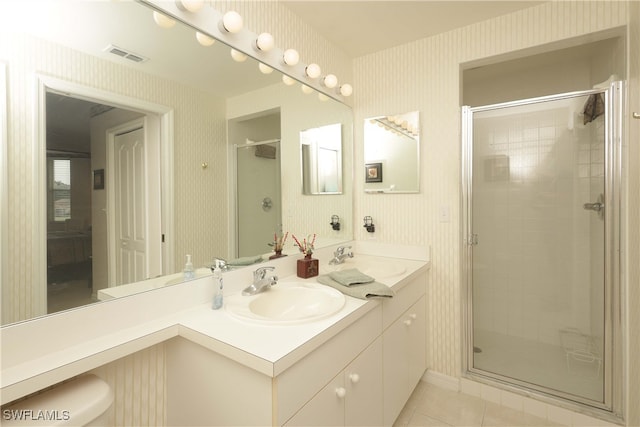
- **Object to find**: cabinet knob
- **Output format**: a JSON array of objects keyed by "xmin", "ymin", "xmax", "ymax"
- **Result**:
[
  {"xmin": 335, "ymin": 387, "xmax": 347, "ymax": 398},
  {"xmin": 409, "ymin": 313, "xmax": 417, "ymax": 320},
  {"xmin": 404, "ymin": 319, "xmax": 413, "ymax": 326},
  {"xmin": 349, "ymin": 373, "xmax": 360, "ymax": 383}
]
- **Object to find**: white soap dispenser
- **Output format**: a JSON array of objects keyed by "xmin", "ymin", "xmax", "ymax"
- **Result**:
[
  {"xmin": 212, "ymin": 260, "xmax": 224, "ymax": 310},
  {"xmin": 183, "ymin": 254, "xmax": 195, "ymax": 280}
]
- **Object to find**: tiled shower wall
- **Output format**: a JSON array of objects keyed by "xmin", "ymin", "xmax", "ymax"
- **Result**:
[{"xmin": 471, "ymin": 103, "xmax": 604, "ymax": 348}]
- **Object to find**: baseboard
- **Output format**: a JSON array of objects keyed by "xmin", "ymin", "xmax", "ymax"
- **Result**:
[{"xmin": 422, "ymin": 369, "xmax": 460, "ymax": 392}]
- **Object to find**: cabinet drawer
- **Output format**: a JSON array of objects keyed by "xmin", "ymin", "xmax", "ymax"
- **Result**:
[
  {"xmin": 275, "ymin": 304, "xmax": 382, "ymax": 425},
  {"xmin": 382, "ymin": 274, "xmax": 426, "ymax": 330}
]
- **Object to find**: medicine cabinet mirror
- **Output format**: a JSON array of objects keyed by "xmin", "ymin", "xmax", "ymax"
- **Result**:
[
  {"xmin": 301, "ymin": 123, "xmax": 343, "ymax": 195},
  {"xmin": 363, "ymin": 111, "xmax": 420, "ymax": 193}
]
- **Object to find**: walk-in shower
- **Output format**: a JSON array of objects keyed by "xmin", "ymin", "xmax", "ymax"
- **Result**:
[{"xmin": 461, "ymin": 82, "xmax": 623, "ymax": 418}]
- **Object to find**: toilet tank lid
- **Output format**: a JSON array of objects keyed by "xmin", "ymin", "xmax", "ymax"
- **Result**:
[{"xmin": 2, "ymin": 374, "xmax": 114, "ymax": 426}]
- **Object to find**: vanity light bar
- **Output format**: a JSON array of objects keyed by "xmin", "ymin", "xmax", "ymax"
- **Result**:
[
  {"xmin": 103, "ymin": 44, "xmax": 149, "ymax": 64},
  {"xmin": 142, "ymin": 0, "xmax": 352, "ymax": 100}
]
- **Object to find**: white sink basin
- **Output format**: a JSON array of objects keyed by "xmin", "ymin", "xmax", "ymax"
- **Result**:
[
  {"xmin": 225, "ymin": 282, "xmax": 346, "ymax": 325},
  {"xmin": 329, "ymin": 258, "xmax": 406, "ymax": 280}
]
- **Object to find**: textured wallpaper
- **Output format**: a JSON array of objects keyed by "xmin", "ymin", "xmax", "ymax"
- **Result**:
[{"xmin": 352, "ymin": 0, "xmax": 630, "ymax": 385}]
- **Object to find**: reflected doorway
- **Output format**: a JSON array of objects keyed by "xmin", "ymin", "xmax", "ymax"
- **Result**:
[
  {"xmin": 45, "ymin": 92, "xmax": 162, "ymax": 313},
  {"xmin": 229, "ymin": 109, "xmax": 282, "ymax": 259}
]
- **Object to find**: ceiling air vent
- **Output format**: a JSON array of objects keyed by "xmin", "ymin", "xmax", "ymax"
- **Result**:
[{"xmin": 103, "ymin": 44, "xmax": 149, "ymax": 64}]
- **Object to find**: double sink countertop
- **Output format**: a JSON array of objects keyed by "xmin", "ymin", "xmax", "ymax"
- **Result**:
[{"xmin": 0, "ymin": 242, "xmax": 430, "ymax": 405}]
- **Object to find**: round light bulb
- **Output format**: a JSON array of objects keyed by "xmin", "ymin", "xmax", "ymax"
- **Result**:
[
  {"xmin": 222, "ymin": 10, "xmax": 243, "ymax": 33},
  {"xmin": 301, "ymin": 85, "xmax": 313, "ymax": 95},
  {"xmin": 230, "ymin": 49, "xmax": 247, "ymax": 62},
  {"xmin": 305, "ymin": 63, "xmax": 321, "ymax": 79},
  {"xmin": 283, "ymin": 49, "xmax": 299, "ymax": 66},
  {"xmin": 340, "ymin": 84, "xmax": 353, "ymax": 97},
  {"xmin": 196, "ymin": 32, "xmax": 215, "ymax": 46},
  {"xmin": 323, "ymin": 74, "xmax": 338, "ymax": 89},
  {"xmin": 258, "ymin": 63, "xmax": 273, "ymax": 74},
  {"xmin": 282, "ymin": 75, "xmax": 296, "ymax": 86},
  {"xmin": 318, "ymin": 93, "xmax": 329, "ymax": 102},
  {"xmin": 256, "ymin": 32, "xmax": 274, "ymax": 52},
  {"xmin": 153, "ymin": 11, "xmax": 176, "ymax": 29},
  {"xmin": 179, "ymin": 0, "xmax": 204, "ymax": 13}
]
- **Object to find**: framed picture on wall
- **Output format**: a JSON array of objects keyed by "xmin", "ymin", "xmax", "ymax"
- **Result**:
[
  {"xmin": 365, "ymin": 162, "xmax": 383, "ymax": 183},
  {"xmin": 93, "ymin": 169, "xmax": 105, "ymax": 190}
]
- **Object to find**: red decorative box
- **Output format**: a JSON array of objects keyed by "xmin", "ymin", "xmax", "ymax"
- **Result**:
[{"xmin": 297, "ymin": 255, "xmax": 319, "ymax": 278}]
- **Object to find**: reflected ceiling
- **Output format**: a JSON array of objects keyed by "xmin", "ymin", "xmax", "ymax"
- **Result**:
[{"xmin": 6, "ymin": 0, "xmax": 280, "ymax": 97}]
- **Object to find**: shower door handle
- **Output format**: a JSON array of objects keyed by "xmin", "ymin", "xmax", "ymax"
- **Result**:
[
  {"xmin": 583, "ymin": 194, "xmax": 604, "ymax": 212},
  {"xmin": 583, "ymin": 202, "xmax": 604, "ymax": 212},
  {"xmin": 583, "ymin": 193, "xmax": 604, "ymax": 219}
]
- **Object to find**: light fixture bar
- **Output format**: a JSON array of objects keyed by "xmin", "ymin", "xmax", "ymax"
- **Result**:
[{"xmin": 138, "ymin": 0, "xmax": 351, "ymax": 102}]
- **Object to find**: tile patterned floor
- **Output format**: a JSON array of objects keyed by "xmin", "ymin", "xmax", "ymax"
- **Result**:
[{"xmin": 394, "ymin": 382, "xmax": 560, "ymax": 427}]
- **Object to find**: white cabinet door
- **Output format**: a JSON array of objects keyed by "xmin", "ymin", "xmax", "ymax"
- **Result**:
[
  {"xmin": 345, "ymin": 337, "xmax": 383, "ymax": 426},
  {"xmin": 383, "ymin": 295, "xmax": 427, "ymax": 426},
  {"xmin": 407, "ymin": 296, "xmax": 426, "ymax": 388},
  {"xmin": 285, "ymin": 338, "xmax": 383, "ymax": 427},
  {"xmin": 383, "ymin": 313, "xmax": 410, "ymax": 426},
  {"xmin": 284, "ymin": 374, "xmax": 345, "ymax": 426}
]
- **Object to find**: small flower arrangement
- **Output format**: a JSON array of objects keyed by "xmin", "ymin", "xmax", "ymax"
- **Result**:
[
  {"xmin": 292, "ymin": 233, "xmax": 316, "ymax": 257},
  {"xmin": 270, "ymin": 232, "xmax": 288, "ymax": 252}
]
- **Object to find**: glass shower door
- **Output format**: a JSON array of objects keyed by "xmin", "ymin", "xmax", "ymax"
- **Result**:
[{"xmin": 463, "ymin": 89, "xmax": 616, "ymax": 408}]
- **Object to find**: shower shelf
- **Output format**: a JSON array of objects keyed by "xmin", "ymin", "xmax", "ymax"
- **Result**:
[{"xmin": 560, "ymin": 328, "xmax": 602, "ymax": 378}]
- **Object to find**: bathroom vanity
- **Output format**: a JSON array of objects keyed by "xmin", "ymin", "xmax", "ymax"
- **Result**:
[{"xmin": 0, "ymin": 243, "xmax": 429, "ymax": 426}]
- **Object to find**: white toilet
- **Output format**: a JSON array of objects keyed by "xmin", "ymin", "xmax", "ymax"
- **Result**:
[{"xmin": 2, "ymin": 375, "xmax": 114, "ymax": 426}]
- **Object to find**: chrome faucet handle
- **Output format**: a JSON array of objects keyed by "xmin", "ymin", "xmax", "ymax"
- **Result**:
[
  {"xmin": 253, "ymin": 266, "xmax": 275, "ymax": 282},
  {"xmin": 210, "ymin": 257, "xmax": 228, "ymax": 271},
  {"xmin": 335, "ymin": 245, "xmax": 352, "ymax": 256}
]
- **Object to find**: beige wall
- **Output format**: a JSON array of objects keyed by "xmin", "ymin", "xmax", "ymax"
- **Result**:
[{"xmin": 353, "ymin": 0, "xmax": 635, "ymax": 424}]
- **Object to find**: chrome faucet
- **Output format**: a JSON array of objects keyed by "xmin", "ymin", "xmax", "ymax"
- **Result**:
[
  {"xmin": 242, "ymin": 266, "xmax": 278, "ymax": 296},
  {"xmin": 329, "ymin": 246, "xmax": 354, "ymax": 265},
  {"xmin": 209, "ymin": 257, "xmax": 231, "ymax": 272}
]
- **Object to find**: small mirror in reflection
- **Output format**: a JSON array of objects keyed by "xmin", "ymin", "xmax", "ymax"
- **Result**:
[
  {"xmin": 364, "ymin": 111, "xmax": 420, "ymax": 193},
  {"xmin": 301, "ymin": 123, "xmax": 343, "ymax": 195}
]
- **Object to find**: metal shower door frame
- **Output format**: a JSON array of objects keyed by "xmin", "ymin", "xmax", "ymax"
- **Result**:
[{"xmin": 460, "ymin": 82, "xmax": 624, "ymax": 419}]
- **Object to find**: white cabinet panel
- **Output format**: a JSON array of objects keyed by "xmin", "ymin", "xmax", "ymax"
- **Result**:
[
  {"xmin": 285, "ymin": 337, "xmax": 383, "ymax": 427},
  {"xmin": 345, "ymin": 337, "xmax": 383, "ymax": 426},
  {"xmin": 383, "ymin": 295, "xmax": 426, "ymax": 426},
  {"xmin": 284, "ymin": 375, "xmax": 345, "ymax": 427}
]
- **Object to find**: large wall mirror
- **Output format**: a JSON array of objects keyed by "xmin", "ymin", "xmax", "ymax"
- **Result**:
[
  {"xmin": 363, "ymin": 111, "xmax": 420, "ymax": 193},
  {"xmin": 1, "ymin": 0, "xmax": 352, "ymax": 325}
]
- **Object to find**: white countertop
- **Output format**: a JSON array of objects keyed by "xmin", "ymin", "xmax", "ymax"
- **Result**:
[{"xmin": 0, "ymin": 242, "xmax": 430, "ymax": 405}]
